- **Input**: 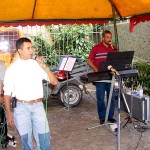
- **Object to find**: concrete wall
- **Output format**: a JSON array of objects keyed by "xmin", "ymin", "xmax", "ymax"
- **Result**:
[{"xmin": 105, "ymin": 21, "xmax": 150, "ymax": 62}]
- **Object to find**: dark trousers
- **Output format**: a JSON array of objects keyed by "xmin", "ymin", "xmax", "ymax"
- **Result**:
[{"xmin": 95, "ymin": 82, "xmax": 115, "ymax": 120}]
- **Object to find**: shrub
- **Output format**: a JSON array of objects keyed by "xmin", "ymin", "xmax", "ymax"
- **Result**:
[{"xmin": 124, "ymin": 61, "xmax": 150, "ymax": 96}]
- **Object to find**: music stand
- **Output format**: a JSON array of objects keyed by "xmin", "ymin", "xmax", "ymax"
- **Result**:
[
  {"xmin": 57, "ymin": 55, "xmax": 76, "ymax": 110},
  {"xmin": 104, "ymin": 51, "xmax": 134, "ymax": 71}
]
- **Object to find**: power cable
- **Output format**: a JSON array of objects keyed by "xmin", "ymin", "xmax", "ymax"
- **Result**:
[
  {"xmin": 133, "ymin": 122, "xmax": 150, "ymax": 150},
  {"xmin": 134, "ymin": 132, "xmax": 142, "ymax": 150},
  {"xmin": 133, "ymin": 121, "xmax": 149, "ymax": 133},
  {"xmin": 42, "ymin": 74, "xmax": 50, "ymax": 150},
  {"xmin": 86, "ymin": 89, "xmax": 97, "ymax": 102},
  {"xmin": 83, "ymin": 83, "xmax": 97, "ymax": 102},
  {"xmin": 123, "ymin": 120, "xmax": 149, "ymax": 150}
]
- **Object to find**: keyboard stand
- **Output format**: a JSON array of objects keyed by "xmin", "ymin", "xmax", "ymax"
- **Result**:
[{"xmin": 87, "ymin": 73, "xmax": 117, "ymax": 134}]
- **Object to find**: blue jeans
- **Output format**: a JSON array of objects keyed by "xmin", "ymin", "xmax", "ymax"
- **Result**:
[
  {"xmin": 95, "ymin": 82, "xmax": 115, "ymax": 120},
  {"xmin": 14, "ymin": 102, "xmax": 51, "ymax": 150}
]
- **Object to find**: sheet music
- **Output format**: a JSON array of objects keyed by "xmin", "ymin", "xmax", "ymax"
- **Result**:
[
  {"xmin": 57, "ymin": 56, "xmax": 76, "ymax": 72},
  {"xmin": 64, "ymin": 57, "xmax": 76, "ymax": 71},
  {"xmin": 58, "ymin": 57, "xmax": 67, "ymax": 70}
]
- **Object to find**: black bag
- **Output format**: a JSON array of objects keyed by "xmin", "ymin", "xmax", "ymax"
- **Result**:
[{"xmin": 11, "ymin": 97, "xmax": 17, "ymax": 108}]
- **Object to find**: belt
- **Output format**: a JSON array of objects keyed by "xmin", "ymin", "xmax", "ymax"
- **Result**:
[{"xmin": 17, "ymin": 98, "xmax": 42, "ymax": 104}]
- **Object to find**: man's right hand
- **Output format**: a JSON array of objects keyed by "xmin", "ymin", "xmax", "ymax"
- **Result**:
[
  {"xmin": 7, "ymin": 114, "xmax": 15, "ymax": 127},
  {"xmin": 0, "ymin": 95, "xmax": 4, "ymax": 103},
  {"xmin": 94, "ymin": 67, "xmax": 98, "ymax": 72},
  {"xmin": 4, "ymin": 95, "xmax": 15, "ymax": 128},
  {"xmin": 87, "ymin": 59, "xmax": 98, "ymax": 72}
]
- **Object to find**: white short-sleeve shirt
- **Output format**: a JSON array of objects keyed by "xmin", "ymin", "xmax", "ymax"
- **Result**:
[{"xmin": 4, "ymin": 59, "xmax": 50, "ymax": 101}]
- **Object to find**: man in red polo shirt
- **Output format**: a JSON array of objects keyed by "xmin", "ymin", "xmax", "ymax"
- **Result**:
[{"xmin": 87, "ymin": 30, "xmax": 117, "ymax": 124}]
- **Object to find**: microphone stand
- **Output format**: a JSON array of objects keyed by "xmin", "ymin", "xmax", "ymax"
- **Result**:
[
  {"xmin": 122, "ymin": 77, "xmax": 134, "ymax": 128},
  {"xmin": 116, "ymin": 75, "xmax": 121, "ymax": 150},
  {"xmin": 108, "ymin": 66, "xmax": 121, "ymax": 150},
  {"xmin": 57, "ymin": 56, "xmax": 76, "ymax": 111},
  {"xmin": 66, "ymin": 71, "xmax": 70, "ymax": 111}
]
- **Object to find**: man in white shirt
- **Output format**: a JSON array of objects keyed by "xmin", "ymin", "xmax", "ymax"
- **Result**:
[
  {"xmin": 0, "ymin": 60, "xmax": 6, "ymax": 103},
  {"xmin": 4, "ymin": 37, "xmax": 58, "ymax": 150}
]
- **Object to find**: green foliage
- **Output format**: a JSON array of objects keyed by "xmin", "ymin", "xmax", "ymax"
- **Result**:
[
  {"xmin": 31, "ymin": 35, "xmax": 59, "ymax": 66},
  {"xmin": 134, "ymin": 62, "xmax": 150, "ymax": 95},
  {"xmin": 124, "ymin": 61, "xmax": 150, "ymax": 96},
  {"xmin": 92, "ymin": 24, "xmax": 104, "ymax": 32},
  {"xmin": 47, "ymin": 24, "xmax": 94, "ymax": 60}
]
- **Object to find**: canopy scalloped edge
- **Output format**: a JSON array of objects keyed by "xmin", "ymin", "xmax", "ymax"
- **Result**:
[
  {"xmin": 0, "ymin": 19, "xmax": 108, "ymax": 27},
  {"xmin": 130, "ymin": 15, "xmax": 150, "ymax": 32}
]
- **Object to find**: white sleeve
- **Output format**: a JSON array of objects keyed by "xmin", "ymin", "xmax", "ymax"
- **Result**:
[
  {"xmin": 3, "ymin": 67, "xmax": 15, "ymax": 96},
  {"xmin": 0, "ymin": 61, "xmax": 6, "ymax": 80},
  {"xmin": 34, "ymin": 61, "xmax": 50, "ymax": 82},
  {"xmin": 39, "ymin": 66, "xmax": 50, "ymax": 82}
]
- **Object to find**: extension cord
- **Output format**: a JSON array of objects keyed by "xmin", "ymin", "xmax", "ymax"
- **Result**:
[{"xmin": 134, "ymin": 124, "xmax": 149, "ymax": 130}]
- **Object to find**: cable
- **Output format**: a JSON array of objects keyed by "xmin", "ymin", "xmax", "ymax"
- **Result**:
[
  {"xmin": 42, "ymin": 75, "xmax": 50, "ymax": 150},
  {"xmin": 134, "ymin": 124, "xmax": 148, "ymax": 133},
  {"xmin": 133, "ymin": 121, "xmax": 148, "ymax": 133},
  {"xmin": 83, "ymin": 83, "xmax": 97, "ymax": 102},
  {"xmin": 124, "ymin": 120, "xmax": 149, "ymax": 132},
  {"xmin": 86, "ymin": 89, "xmax": 97, "ymax": 102},
  {"xmin": 123, "ymin": 120, "xmax": 148, "ymax": 150},
  {"xmin": 133, "ymin": 121, "xmax": 150, "ymax": 150},
  {"xmin": 134, "ymin": 132, "xmax": 143, "ymax": 150}
]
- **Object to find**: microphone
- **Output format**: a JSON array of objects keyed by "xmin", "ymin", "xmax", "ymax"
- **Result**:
[
  {"xmin": 32, "ymin": 55, "xmax": 46, "ymax": 64},
  {"xmin": 107, "ymin": 65, "xmax": 119, "ymax": 75},
  {"xmin": 32, "ymin": 54, "xmax": 37, "ymax": 60},
  {"xmin": 108, "ymin": 42, "xmax": 114, "ymax": 49}
]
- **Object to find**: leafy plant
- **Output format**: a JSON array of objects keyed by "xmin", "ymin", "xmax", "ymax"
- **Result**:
[
  {"xmin": 47, "ymin": 24, "xmax": 94, "ymax": 60},
  {"xmin": 124, "ymin": 61, "xmax": 150, "ymax": 95},
  {"xmin": 31, "ymin": 35, "xmax": 59, "ymax": 66}
]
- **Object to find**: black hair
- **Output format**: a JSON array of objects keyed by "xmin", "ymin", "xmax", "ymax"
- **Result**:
[
  {"xmin": 102, "ymin": 30, "xmax": 112, "ymax": 37},
  {"xmin": 16, "ymin": 37, "xmax": 31, "ymax": 50}
]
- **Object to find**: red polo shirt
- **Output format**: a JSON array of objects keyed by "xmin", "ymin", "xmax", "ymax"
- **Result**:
[{"xmin": 88, "ymin": 42, "xmax": 117, "ymax": 68}]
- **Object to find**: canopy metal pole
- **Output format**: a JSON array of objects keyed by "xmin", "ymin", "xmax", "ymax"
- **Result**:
[
  {"xmin": 112, "ymin": 5, "xmax": 120, "ymax": 51},
  {"xmin": 32, "ymin": 0, "xmax": 37, "ymax": 19}
]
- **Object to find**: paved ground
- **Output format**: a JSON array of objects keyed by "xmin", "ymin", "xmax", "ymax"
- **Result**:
[{"xmin": 4, "ymin": 83, "xmax": 150, "ymax": 150}]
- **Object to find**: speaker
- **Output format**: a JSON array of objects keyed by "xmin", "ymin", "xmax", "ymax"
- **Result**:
[{"xmin": 116, "ymin": 92, "xmax": 150, "ymax": 122}]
